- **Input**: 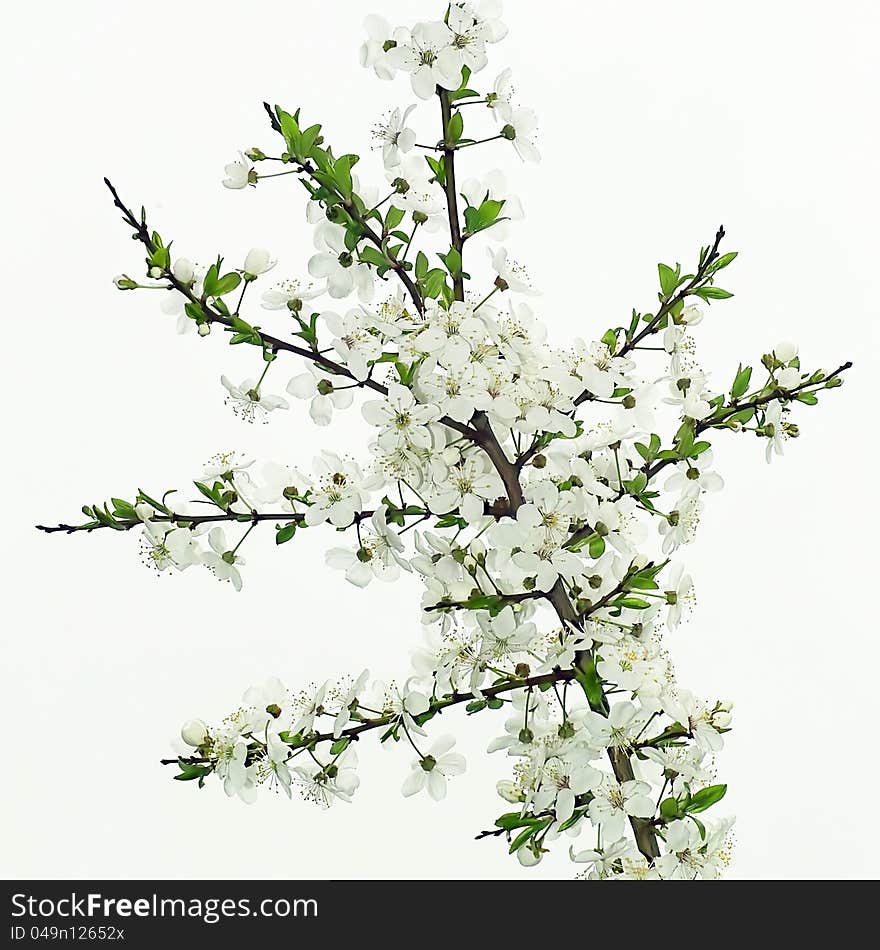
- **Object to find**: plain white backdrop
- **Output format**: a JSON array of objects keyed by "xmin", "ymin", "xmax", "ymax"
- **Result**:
[{"xmin": 2, "ymin": 0, "xmax": 878, "ymax": 880}]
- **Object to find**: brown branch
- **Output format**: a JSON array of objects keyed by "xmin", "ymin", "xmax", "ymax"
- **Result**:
[
  {"xmin": 161, "ymin": 667, "xmax": 579, "ymax": 766},
  {"xmin": 103, "ymin": 178, "xmax": 478, "ymax": 443}
]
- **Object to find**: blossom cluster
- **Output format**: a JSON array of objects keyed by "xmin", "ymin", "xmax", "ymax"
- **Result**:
[{"xmin": 45, "ymin": 1, "xmax": 850, "ymax": 880}]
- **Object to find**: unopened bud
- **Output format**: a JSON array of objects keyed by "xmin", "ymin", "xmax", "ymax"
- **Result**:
[
  {"xmin": 181, "ymin": 719, "xmax": 208, "ymax": 747},
  {"xmin": 773, "ymin": 341, "xmax": 799, "ymax": 363},
  {"xmin": 497, "ymin": 780, "xmax": 521, "ymax": 803},
  {"xmin": 113, "ymin": 274, "xmax": 138, "ymax": 290}
]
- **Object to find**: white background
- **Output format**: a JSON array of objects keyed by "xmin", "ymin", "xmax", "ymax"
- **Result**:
[{"xmin": 2, "ymin": 0, "xmax": 878, "ymax": 880}]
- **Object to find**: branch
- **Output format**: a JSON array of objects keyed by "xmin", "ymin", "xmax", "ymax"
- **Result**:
[
  {"xmin": 36, "ymin": 511, "xmax": 306, "ymax": 535},
  {"xmin": 563, "ymin": 361, "xmax": 854, "ymax": 553},
  {"xmin": 572, "ymin": 226, "xmax": 727, "ymax": 409},
  {"xmin": 103, "ymin": 179, "xmax": 478, "ymax": 443},
  {"xmin": 261, "ymin": 103, "xmax": 425, "ymax": 315},
  {"xmin": 161, "ymin": 667, "xmax": 579, "ymax": 766}
]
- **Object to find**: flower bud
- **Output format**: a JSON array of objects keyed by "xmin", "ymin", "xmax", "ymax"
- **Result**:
[
  {"xmin": 197, "ymin": 323, "xmax": 211, "ymax": 337},
  {"xmin": 113, "ymin": 274, "xmax": 138, "ymax": 290},
  {"xmin": 496, "ymin": 780, "xmax": 521, "ymax": 803},
  {"xmin": 181, "ymin": 719, "xmax": 208, "ymax": 747},
  {"xmin": 149, "ymin": 266, "xmax": 164, "ymax": 279},
  {"xmin": 773, "ymin": 341, "xmax": 799, "ymax": 363},
  {"xmin": 172, "ymin": 257, "xmax": 195, "ymax": 285},
  {"xmin": 776, "ymin": 367, "xmax": 801, "ymax": 390},
  {"xmin": 244, "ymin": 247, "xmax": 274, "ymax": 277},
  {"xmin": 681, "ymin": 305, "xmax": 704, "ymax": 326},
  {"xmin": 517, "ymin": 846, "xmax": 542, "ymax": 867}
]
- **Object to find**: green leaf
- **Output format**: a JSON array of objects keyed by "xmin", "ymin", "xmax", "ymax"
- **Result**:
[
  {"xmin": 706, "ymin": 251, "xmax": 738, "ymax": 274},
  {"xmin": 574, "ymin": 656, "xmax": 605, "ymax": 710},
  {"xmin": 675, "ymin": 419, "xmax": 696, "ymax": 457},
  {"xmin": 440, "ymin": 247, "xmax": 463, "ymax": 278},
  {"xmin": 660, "ymin": 797, "xmax": 684, "ymax": 821},
  {"xmin": 464, "ymin": 198, "xmax": 505, "ymax": 235},
  {"xmin": 359, "ymin": 246, "xmax": 388, "ymax": 268},
  {"xmin": 425, "ymin": 155, "xmax": 446, "ymax": 186},
  {"xmin": 333, "ymin": 154, "xmax": 355, "ymax": 199},
  {"xmin": 447, "ymin": 110, "xmax": 465, "ymax": 146},
  {"xmin": 275, "ymin": 523, "xmax": 297, "ymax": 545},
  {"xmin": 695, "ymin": 286, "xmax": 734, "ymax": 301},
  {"xmin": 685, "ymin": 784, "xmax": 727, "ymax": 814},
  {"xmin": 508, "ymin": 819, "xmax": 550, "ymax": 854},
  {"xmin": 658, "ymin": 263, "xmax": 679, "ymax": 297},
  {"xmin": 434, "ymin": 514, "xmax": 468, "ymax": 530},
  {"xmin": 731, "ymin": 364, "xmax": 753, "ymax": 399},
  {"xmin": 495, "ymin": 812, "xmax": 538, "ymax": 832},
  {"xmin": 174, "ymin": 758, "xmax": 213, "ymax": 783},
  {"xmin": 385, "ymin": 206, "xmax": 405, "ymax": 231},
  {"xmin": 213, "ymin": 272, "xmax": 241, "ymax": 297},
  {"xmin": 420, "ymin": 268, "xmax": 449, "ymax": 299},
  {"xmin": 461, "ymin": 594, "xmax": 506, "ymax": 615}
]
